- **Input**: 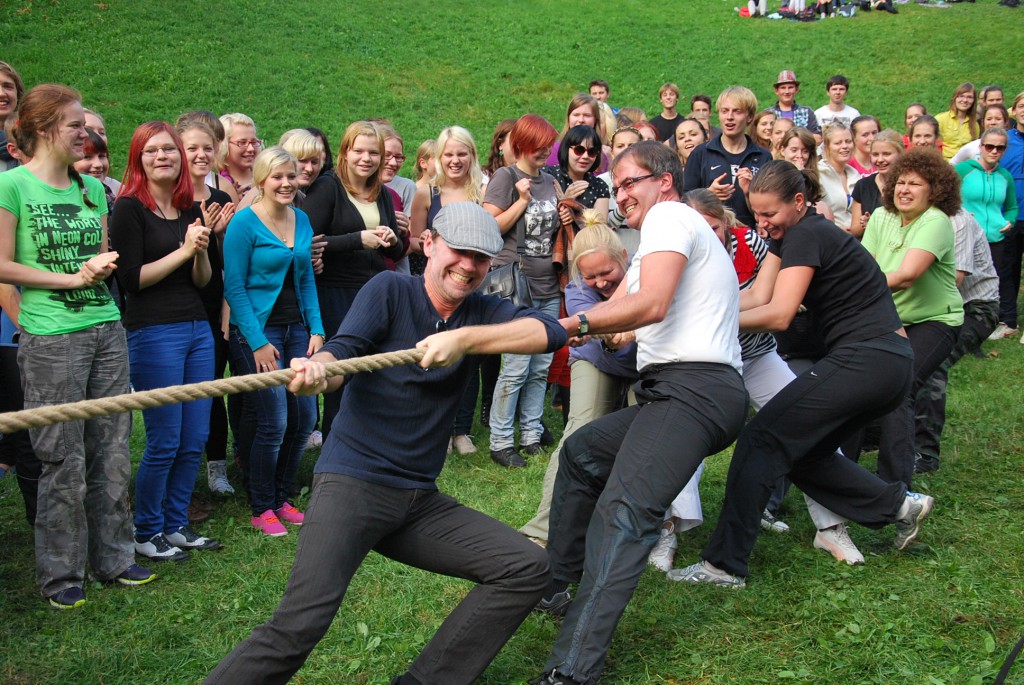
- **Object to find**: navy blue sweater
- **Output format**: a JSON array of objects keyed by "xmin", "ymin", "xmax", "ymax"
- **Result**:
[{"xmin": 316, "ymin": 271, "xmax": 567, "ymax": 488}]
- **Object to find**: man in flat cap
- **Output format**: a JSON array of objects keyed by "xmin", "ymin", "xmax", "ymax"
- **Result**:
[{"xmin": 206, "ymin": 202, "xmax": 569, "ymax": 685}]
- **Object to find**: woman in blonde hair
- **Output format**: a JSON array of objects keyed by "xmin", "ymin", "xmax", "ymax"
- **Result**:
[
  {"xmin": 223, "ymin": 146, "xmax": 325, "ymax": 537},
  {"xmin": 850, "ymin": 129, "xmax": 904, "ymax": 238},
  {"xmin": 236, "ymin": 129, "xmax": 325, "ymax": 210},
  {"xmin": 409, "ymin": 126, "xmax": 485, "ymax": 454},
  {"xmin": 217, "ymin": 113, "xmax": 261, "ymax": 203},
  {"xmin": 520, "ymin": 211, "xmax": 639, "ymax": 543},
  {"xmin": 817, "ymin": 122, "xmax": 860, "ymax": 231},
  {"xmin": 304, "ymin": 121, "xmax": 403, "ymax": 438}
]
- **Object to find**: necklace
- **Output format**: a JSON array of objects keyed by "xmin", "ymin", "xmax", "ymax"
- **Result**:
[
  {"xmin": 259, "ymin": 203, "xmax": 292, "ymax": 246},
  {"xmin": 154, "ymin": 203, "xmax": 185, "ymax": 247}
]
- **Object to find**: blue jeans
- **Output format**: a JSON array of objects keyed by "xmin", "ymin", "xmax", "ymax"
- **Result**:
[
  {"xmin": 129, "ymin": 321, "xmax": 215, "ymax": 539},
  {"xmin": 488, "ymin": 296, "xmax": 561, "ymax": 450},
  {"xmin": 228, "ymin": 323, "xmax": 316, "ymax": 516}
]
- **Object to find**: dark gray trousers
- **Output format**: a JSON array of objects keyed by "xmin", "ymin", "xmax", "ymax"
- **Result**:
[{"xmin": 205, "ymin": 473, "xmax": 550, "ymax": 685}]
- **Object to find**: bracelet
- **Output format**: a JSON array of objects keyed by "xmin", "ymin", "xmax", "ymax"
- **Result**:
[{"xmin": 312, "ymin": 333, "xmax": 326, "ymax": 342}]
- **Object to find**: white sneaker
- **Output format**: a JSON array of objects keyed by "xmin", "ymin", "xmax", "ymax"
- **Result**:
[
  {"xmin": 988, "ymin": 323, "xmax": 1019, "ymax": 341},
  {"xmin": 814, "ymin": 523, "xmax": 865, "ymax": 565},
  {"xmin": 452, "ymin": 434, "xmax": 477, "ymax": 455},
  {"xmin": 760, "ymin": 509, "xmax": 790, "ymax": 533},
  {"xmin": 207, "ymin": 460, "xmax": 235, "ymax": 495},
  {"xmin": 648, "ymin": 524, "xmax": 678, "ymax": 572},
  {"xmin": 306, "ymin": 430, "xmax": 323, "ymax": 450}
]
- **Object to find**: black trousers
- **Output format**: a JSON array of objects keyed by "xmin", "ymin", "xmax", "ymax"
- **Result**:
[
  {"xmin": 544, "ymin": 363, "xmax": 748, "ymax": 684},
  {"xmin": 871, "ymin": 320, "xmax": 958, "ymax": 486},
  {"xmin": 702, "ymin": 335, "xmax": 913, "ymax": 578},
  {"xmin": 0, "ymin": 344, "xmax": 41, "ymax": 525}
]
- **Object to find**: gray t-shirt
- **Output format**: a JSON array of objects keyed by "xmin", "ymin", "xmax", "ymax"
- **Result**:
[{"xmin": 483, "ymin": 165, "xmax": 560, "ymax": 299}]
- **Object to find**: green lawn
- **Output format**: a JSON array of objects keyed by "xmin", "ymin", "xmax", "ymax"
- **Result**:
[{"xmin": 2, "ymin": 1, "xmax": 1024, "ymax": 683}]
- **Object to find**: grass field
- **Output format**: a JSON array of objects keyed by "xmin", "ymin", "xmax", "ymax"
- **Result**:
[{"xmin": 2, "ymin": 1, "xmax": 1024, "ymax": 683}]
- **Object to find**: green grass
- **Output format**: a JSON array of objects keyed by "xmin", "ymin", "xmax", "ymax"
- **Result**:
[{"xmin": 2, "ymin": 1, "xmax": 1024, "ymax": 683}]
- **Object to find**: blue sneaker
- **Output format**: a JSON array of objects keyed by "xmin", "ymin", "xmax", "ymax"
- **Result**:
[
  {"xmin": 115, "ymin": 564, "xmax": 156, "ymax": 586},
  {"xmin": 48, "ymin": 586, "xmax": 86, "ymax": 610}
]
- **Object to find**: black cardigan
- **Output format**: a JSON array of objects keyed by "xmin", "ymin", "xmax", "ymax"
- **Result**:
[{"xmin": 303, "ymin": 171, "xmax": 404, "ymax": 289}]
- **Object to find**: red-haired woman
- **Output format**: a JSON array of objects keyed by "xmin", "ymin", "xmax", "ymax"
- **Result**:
[
  {"xmin": 110, "ymin": 122, "xmax": 220, "ymax": 561},
  {"xmin": 303, "ymin": 121, "xmax": 403, "ymax": 438},
  {"xmin": 0, "ymin": 84, "xmax": 153, "ymax": 608},
  {"xmin": 482, "ymin": 114, "xmax": 562, "ymax": 467}
]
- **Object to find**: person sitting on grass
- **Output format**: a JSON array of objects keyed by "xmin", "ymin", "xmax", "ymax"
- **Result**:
[{"xmin": 204, "ymin": 202, "xmax": 567, "ymax": 685}]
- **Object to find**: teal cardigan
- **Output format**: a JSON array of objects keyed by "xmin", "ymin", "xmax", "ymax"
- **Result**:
[{"xmin": 224, "ymin": 206, "xmax": 325, "ymax": 350}]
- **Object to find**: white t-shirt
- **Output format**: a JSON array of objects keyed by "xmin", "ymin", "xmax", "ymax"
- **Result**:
[
  {"xmin": 627, "ymin": 201, "xmax": 742, "ymax": 373},
  {"xmin": 815, "ymin": 104, "xmax": 861, "ymax": 129}
]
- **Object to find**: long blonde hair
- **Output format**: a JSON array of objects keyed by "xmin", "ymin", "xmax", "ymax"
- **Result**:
[{"xmin": 430, "ymin": 126, "xmax": 483, "ymax": 203}]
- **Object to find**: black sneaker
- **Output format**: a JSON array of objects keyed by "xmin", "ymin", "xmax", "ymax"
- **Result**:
[
  {"xmin": 914, "ymin": 454, "xmax": 939, "ymax": 474},
  {"xmin": 531, "ymin": 671, "xmax": 586, "ymax": 685},
  {"xmin": 491, "ymin": 447, "xmax": 527, "ymax": 468},
  {"xmin": 540, "ymin": 422, "xmax": 555, "ymax": 446},
  {"xmin": 536, "ymin": 581, "xmax": 573, "ymax": 616},
  {"xmin": 115, "ymin": 564, "xmax": 156, "ymax": 586},
  {"xmin": 135, "ymin": 533, "xmax": 191, "ymax": 562},
  {"xmin": 166, "ymin": 525, "xmax": 223, "ymax": 550},
  {"xmin": 522, "ymin": 443, "xmax": 544, "ymax": 456},
  {"xmin": 48, "ymin": 586, "xmax": 86, "ymax": 610}
]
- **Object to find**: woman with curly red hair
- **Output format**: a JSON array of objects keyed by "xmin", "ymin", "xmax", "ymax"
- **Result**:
[
  {"xmin": 110, "ymin": 121, "xmax": 220, "ymax": 561},
  {"xmin": 861, "ymin": 147, "xmax": 964, "ymax": 486}
]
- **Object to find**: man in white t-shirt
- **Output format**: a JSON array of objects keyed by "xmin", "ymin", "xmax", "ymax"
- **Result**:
[
  {"xmin": 815, "ymin": 74, "xmax": 861, "ymax": 129},
  {"xmin": 533, "ymin": 142, "xmax": 749, "ymax": 685}
]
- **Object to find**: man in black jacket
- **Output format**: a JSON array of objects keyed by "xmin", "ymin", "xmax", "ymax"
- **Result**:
[{"xmin": 683, "ymin": 86, "xmax": 772, "ymax": 228}]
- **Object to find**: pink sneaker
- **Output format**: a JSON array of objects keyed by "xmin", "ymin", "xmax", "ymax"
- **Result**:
[
  {"xmin": 251, "ymin": 510, "xmax": 288, "ymax": 537},
  {"xmin": 275, "ymin": 502, "xmax": 305, "ymax": 525}
]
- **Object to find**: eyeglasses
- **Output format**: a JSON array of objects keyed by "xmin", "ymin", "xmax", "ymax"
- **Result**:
[
  {"xmin": 611, "ymin": 173, "xmax": 656, "ymax": 196},
  {"xmin": 570, "ymin": 144, "xmax": 601, "ymax": 158},
  {"xmin": 982, "ymin": 143, "xmax": 1007, "ymax": 153},
  {"xmin": 141, "ymin": 146, "xmax": 180, "ymax": 157},
  {"xmin": 230, "ymin": 139, "xmax": 263, "ymax": 150},
  {"xmin": 385, "ymin": 153, "xmax": 407, "ymax": 164}
]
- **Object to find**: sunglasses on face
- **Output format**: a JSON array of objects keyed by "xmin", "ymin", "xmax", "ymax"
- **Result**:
[
  {"xmin": 982, "ymin": 143, "xmax": 1007, "ymax": 153},
  {"xmin": 570, "ymin": 144, "xmax": 601, "ymax": 158}
]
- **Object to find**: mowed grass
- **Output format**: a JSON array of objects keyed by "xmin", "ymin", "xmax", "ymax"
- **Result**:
[{"xmin": 2, "ymin": 1, "xmax": 1024, "ymax": 683}]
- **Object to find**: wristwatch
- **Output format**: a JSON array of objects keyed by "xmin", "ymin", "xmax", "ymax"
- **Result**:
[{"xmin": 577, "ymin": 312, "xmax": 590, "ymax": 336}]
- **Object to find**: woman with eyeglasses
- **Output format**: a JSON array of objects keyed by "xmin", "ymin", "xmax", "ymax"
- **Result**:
[
  {"xmin": 543, "ymin": 125, "xmax": 610, "ymax": 216},
  {"xmin": 935, "ymin": 83, "xmax": 979, "ymax": 161},
  {"xmin": 303, "ymin": 121, "xmax": 403, "ymax": 440},
  {"xmin": 0, "ymin": 85, "xmax": 154, "ymax": 607},
  {"xmin": 956, "ymin": 128, "xmax": 1020, "ymax": 340},
  {"xmin": 110, "ymin": 122, "xmax": 221, "ymax": 561},
  {"xmin": 223, "ymin": 147, "xmax": 326, "ymax": 537},
  {"xmin": 860, "ymin": 147, "xmax": 964, "ymax": 487},
  {"xmin": 217, "ymin": 113, "xmax": 261, "ymax": 204}
]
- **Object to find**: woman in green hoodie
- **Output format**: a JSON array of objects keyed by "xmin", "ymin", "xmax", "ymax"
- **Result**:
[{"xmin": 956, "ymin": 127, "xmax": 1019, "ymax": 339}]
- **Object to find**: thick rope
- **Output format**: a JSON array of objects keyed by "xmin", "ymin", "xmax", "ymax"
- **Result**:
[{"xmin": 0, "ymin": 348, "xmax": 425, "ymax": 435}]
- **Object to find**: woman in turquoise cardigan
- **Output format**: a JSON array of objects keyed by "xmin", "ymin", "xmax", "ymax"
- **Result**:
[
  {"xmin": 956, "ymin": 127, "xmax": 1019, "ymax": 339},
  {"xmin": 224, "ymin": 147, "xmax": 325, "ymax": 537}
]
